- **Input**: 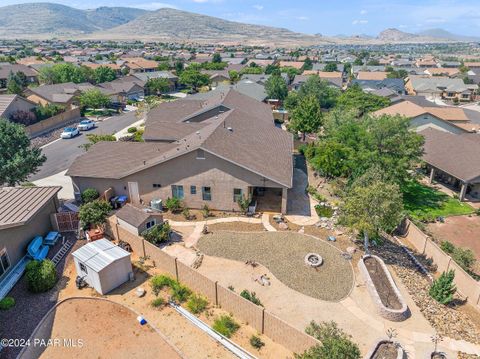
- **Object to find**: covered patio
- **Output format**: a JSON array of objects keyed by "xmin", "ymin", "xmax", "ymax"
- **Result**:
[{"xmin": 250, "ymin": 186, "xmax": 287, "ymax": 213}]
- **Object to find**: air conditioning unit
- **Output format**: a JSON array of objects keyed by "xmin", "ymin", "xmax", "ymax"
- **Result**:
[{"xmin": 150, "ymin": 199, "xmax": 163, "ymax": 212}]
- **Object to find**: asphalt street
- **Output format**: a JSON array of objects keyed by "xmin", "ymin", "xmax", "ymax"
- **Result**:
[{"xmin": 30, "ymin": 112, "xmax": 139, "ymax": 181}]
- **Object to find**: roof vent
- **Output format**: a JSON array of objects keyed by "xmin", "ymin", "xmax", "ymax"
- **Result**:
[
  {"xmin": 143, "ymin": 160, "xmax": 146, "ymax": 165},
  {"xmin": 227, "ymin": 127, "xmax": 233, "ymax": 132},
  {"xmin": 196, "ymin": 131, "xmax": 200, "ymax": 135}
]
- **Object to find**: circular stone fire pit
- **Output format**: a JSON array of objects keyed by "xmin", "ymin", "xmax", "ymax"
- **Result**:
[{"xmin": 305, "ymin": 253, "xmax": 323, "ymax": 267}]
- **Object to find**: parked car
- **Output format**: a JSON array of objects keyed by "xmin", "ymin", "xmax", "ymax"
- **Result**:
[
  {"xmin": 77, "ymin": 119, "xmax": 95, "ymax": 131},
  {"xmin": 60, "ymin": 127, "xmax": 79, "ymax": 139}
]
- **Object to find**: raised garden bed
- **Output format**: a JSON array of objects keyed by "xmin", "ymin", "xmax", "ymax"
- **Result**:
[
  {"xmin": 365, "ymin": 339, "xmax": 403, "ymax": 359},
  {"xmin": 358, "ymin": 255, "xmax": 409, "ymax": 321}
]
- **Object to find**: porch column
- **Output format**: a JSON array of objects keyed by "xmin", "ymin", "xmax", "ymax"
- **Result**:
[
  {"xmin": 429, "ymin": 167, "xmax": 435, "ymax": 184},
  {"xmin": 281, "ymin": 188, "xmax": 288, "ymax": 214},
  {"xmin": 459, "ymin": 182, "xmax": 468, "ymax": 201}
]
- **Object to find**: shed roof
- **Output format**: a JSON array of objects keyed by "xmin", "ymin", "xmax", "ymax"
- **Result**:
[
  {"xmin": 72, "ymin": 239, "xmax": 130, "ymax": 272},
  {"xmin": 116, "ymin": 204, "xmax": 162, "ymax": 228}
]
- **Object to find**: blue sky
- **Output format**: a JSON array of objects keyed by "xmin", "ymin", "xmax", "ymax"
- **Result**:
[{"xmin": 4, "ymin": 0, "xmax": 480, "ymax": 36}]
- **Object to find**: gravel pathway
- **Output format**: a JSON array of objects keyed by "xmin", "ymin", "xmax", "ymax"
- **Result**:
[{"xmin": 198, "ymin": 231, "xmax": 354, "ymax": 301}]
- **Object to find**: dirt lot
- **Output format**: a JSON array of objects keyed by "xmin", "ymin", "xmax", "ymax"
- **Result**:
[
  {"xmin": 427, "ymin": 215, "xmax": 480, "ymax": 260},
  {"xmin": 34, "ymin": 298, "xmax": 182, "ymax": 359}
]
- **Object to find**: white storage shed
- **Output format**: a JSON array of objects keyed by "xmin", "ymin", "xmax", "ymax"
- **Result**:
[{"xmin": 72, "ymin": 239, "xmax": 132, "ymax": 295}]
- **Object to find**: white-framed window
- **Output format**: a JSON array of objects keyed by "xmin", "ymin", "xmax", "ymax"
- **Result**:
[
  {"xmin": 79, "ymin": 262, "xmax": 88, "ymax": 274},
  {"xmin": 202, "ymin": 187, "xmax": 212, "ymax": 201},
  {"xmin": 0, "ymin": 248, "xmax": 10, "ymax": 278},
  {"xmin": 172, "ymin": 185, "xmax": 184, "ymax": 199},
  {"xmin": 233, "ymin": 188, "xmax": 243, "ymax": 202},
  {"xmin": 146, "ymin": 219, "xmax": 156, "ymax": 229}
]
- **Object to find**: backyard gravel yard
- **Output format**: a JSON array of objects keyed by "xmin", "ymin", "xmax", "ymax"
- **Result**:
[{"xmin": 198, "ymin": 231, "xmax": 354, "ymax": 301}]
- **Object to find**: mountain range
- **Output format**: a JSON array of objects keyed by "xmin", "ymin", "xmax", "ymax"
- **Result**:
[{"xmin": 0, "ymin": 3, "xmax": 478, "ymax": 45}]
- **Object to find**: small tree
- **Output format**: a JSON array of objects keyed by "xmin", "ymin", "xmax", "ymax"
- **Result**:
[
  {"xmin": 25, "ymin": 260, "xmax": 58, "ymax": 293},
  {"xmin": 265, "ymin": 74, "xmax": 288, "ymax": 100},
  {"xmin": 0, "ymin": 119, "xmax": 46, "ymax": 185},
  {"xmin": 78, "ymin": 89, "xmax": 111, "ymax": 109},
  {"xmin": 142, "ymin": 222, "xmax": 171, "ymax": 244},
  {"xmin": 165, "ymin": 197, "xmax": 182, "ymax": 212},
  {"xmin": 202, "ymin": 204, "xmax": 211, "ymax": 218},
  {"xmin": 212, "ymin": 53, "xmax": 222, "ymax": 63},
  {"xmin": 146, "ymin": 78, "xmax": 170, "ymax": 95},
  {"xmin": 228, "ymin": 70, "xmax": 240, "ymax": 84},
  {"xmin": 93, "ymin": 66, "xmax": 117, "ymax": 84},
  {"xmin": 179, "ymin": 69, "xmax": 210, "ymax": 92},
  {"xmin": 289, "ymin": 95, "xmax": 323, "ymax": 141},
  {"xmin": 81, "ymin": 188, "xmax": 100, "ymax": 204},
  {"xmin": 237, "ymin": 194, "xmax": 251, "ymax": 214},
  {"xmin": 429, "ymin": 270, "xmax": 456, "ymax": 305},
  {"xmin": 78, "ymin": 200, "xmax": 112, "ymax": 229}
]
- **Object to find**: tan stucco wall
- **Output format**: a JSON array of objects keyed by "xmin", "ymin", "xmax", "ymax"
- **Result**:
[
  {"xmin": 0, "ymin": 198, "xmax": 57, "ymax": 274},
  {"xmin": 72, "ymin": 150, "xmax": 289, "ymax": 212},
  {"xmin": 1, "ymin": 97, "xmax": 36, "ymax": 119}
]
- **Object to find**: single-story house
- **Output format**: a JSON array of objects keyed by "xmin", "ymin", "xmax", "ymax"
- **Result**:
[
  {"xmin": 0, "ymin": 186, "xmax": 60, "ymax": 279},
  {"xmin": 72, "ymin": 239, "xmax": 132, "ymax": 295},
  {"xmin": 98, "ymin": 78, "xmax": 145, "ymax": 103},
  {"xmin": 120, "ymin": 58, "xmax": 159, "ymax": 73},
  {"xmin": 0, "ymin": 94, "xmax": 36, "ymax": 119},
  {"xmin": 356, "ymin": 71, "xmax": 389, "ymax": 81},
  {"xmin": 24, "ymin": 82, "xmax": 95, "ymax": 108},
  {"xmin": 405, "ymin": 76, "xmax": 477, "ymax": 102},
  {"xmin": 115, "ymin": 204, "xmax": 164, "ymax": 236},
  {"xmin": 132, "ymin": 71, "xmax": 178, "ymax": 92},
  {"xmin": 67, "ymin": 89, "xmax": 293, "ymax": 214},
  {"xmin": 278, "ymin": 61, "xmax": 304, "ymax": 70},
  {"xmin": 373, "ymin": 100, "xmax": 480, "ymax": 134},
  {"xmin": 351, "ymin": 78, "xmax": 405, "ymax": 96},
  {"xmin": 420, "ymin": 128, "xmax": 480, "ymax": 200},
  {"xmin": 424, "ymin": 67, "xmax": 460, "ymax": 78},
  {"xmin": 201, "ymin": 70, "xmax": 230, "ymax": 87},
  {"xmin": 0, "ymin": 64, "xmax": 38, "ymax": 90}
]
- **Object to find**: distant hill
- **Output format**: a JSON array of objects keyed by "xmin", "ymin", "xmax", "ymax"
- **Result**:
[
  {"xmin": 89, "ymin": 8, "xmax": 324, "ymax": 46},
  {"xmin": 417, "ymin": 28, "xmax": 480, "ymax": 42},
  {"xmin": 0, "ymin": 3, "xmax": 147, "ymax": 37},
  {"xmin": 376, "ymin": 28, "xmax": 452, "ymax": 43}
]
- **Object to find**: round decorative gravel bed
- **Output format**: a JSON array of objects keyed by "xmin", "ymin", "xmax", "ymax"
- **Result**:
[{"xmin": 198, "ymin": 231, "xmax": 354, "ymax": 301}]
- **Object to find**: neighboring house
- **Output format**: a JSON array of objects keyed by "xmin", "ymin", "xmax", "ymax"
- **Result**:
[
  {"xmin": 67, "ymin": 89, "xmax": 293, "ymax": 214},
  {"xmin": 121, "ymin": 58, "xmax": 159, "ymax": 73},
  {"xmin": 201, "ymin": 70, "xmax": 230, "ymax": 87},
  {"xmin": 420, "ymin": 128, "xmax": 480, "ymax": 201},
  {"xmin": 351, "ymin": 78, "xmax": 405, "ymax": 95},
  {"xmin": 423, "ymin": 67, "xmax": 460, "ymax": 78},
  {"xmin": 0, "ymin": 186, "xmax": 61, "ymax": 279},
  {"xmin": 311, "ymin": 63, "xmax": 345, "ymax": 73},
  {"xmin": 0, "ymin": 94, "xmax": 36, "ymax": 119},
  {"xmin": 246, "ymin": 59, "xmax": 275, "ymax": 67},
  {"xmin": 81, "ymin": 62, "xmax": 122, "ymax": 75},
  {"xmin": 241, "ymin": 73, "xmax": 290, "ymax": 86},
  {"xmin": 24, "ymin": 82, "xmax": 95, "ymax": 108},
  {"xmin": 0, "ymin": 64, "xmax": 38, "ymax": 91},
  {"xmin": 132, "ymin": 71, "xmax": 178, "ymax": 92},
  {"xmin": 465, "ymin": 62, "xmax": 480, "ymax": 70},
  {"xmin": 373, "ymin": 100, "xmax": 480, "ymax": 134},
  {"xmin": 278, "ymin": 61, "xmax": 304, "ymax": 70},
  {"xmin": 300, "ymin": 71, "xmax": 343, "ymax": 88},
  {"xmin": 352, "ymin": 65, "xmax": 385, "ymax": 75},
  {"xmin": 115, "ymin": 204, "xmax": 164, "ymax": 236},
  {"xmin": 356, "ymin": 71, "xmax": 389, "ymax": 81},
  {"xmin": 405, "ymin": 76, "xmax": 477, "ymax": 102},
  {"xmin": 98, "ymin": 77, "xmax": 145, "ymax": 103}
]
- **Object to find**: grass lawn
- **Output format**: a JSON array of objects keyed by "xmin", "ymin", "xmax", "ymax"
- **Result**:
[
  {"xmin": 402, "ymin": 181, "xmax": 475, "ymax": 221},
  {"xmin": 84, "ymin": 108, "xmax": 117, "ymax": 117}
]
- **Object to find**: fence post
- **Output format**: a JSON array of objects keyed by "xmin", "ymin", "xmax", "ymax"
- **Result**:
[
  {"xmin": 261, "ymin": 308, "xmax": 265, "ymax": 334},
  {"xmin": 446, "ymin": 256, "xmax": 452, "ymax": 272},
  {"xmin": 174, "ymin": 258, "xmax": 179, "ymax": 281},
  {"xmin": 215, "ymin": 281, "xmax": 218, "ymax": 306}
]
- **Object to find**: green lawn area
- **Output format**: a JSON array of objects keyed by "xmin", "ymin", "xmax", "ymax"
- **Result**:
[
  {"xmin": 84, "ymin": 109, "xmax": 117, "ymax": 117},
  {"xmin": 402, "ymin": 181, "xmax": 475, "ymax": 221}
]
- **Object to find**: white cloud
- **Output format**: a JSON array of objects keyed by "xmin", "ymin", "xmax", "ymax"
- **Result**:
[
  {"xmin": 360, "ymin": 9, "xmax": 367, "ymax": 15},
  {"xmin": 352, "ymin": 19, "xmax": 368, "ymax": 25},
  {"xmin": 135, "ymin": 2, "xmax": 179, "ymax": 10},
  {"xmin": 253, "ymin": 4, "xmax": 264, "ymax": 11},
  {"xmin": 192, "ymin": 0, "xmax": 223, "ymax": 3},
  {"xmin": 296, "ymin": 16, "xmax": 309, "ymax": 21}
]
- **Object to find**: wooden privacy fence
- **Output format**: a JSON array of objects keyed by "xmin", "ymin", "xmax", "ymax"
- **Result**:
[
  {"xmin": 51, "ymin": 212, "xmax": 79, "ymax": 232},
  {"xmin": 105, "ymin": 216, "xmax": 320, "ymax": 354},
  {"xmin": 401, "ymin": 219, "xmax": 480, "ymax": 307}
]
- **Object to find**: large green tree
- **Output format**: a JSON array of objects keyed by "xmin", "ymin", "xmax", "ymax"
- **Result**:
[
  {"xmin": 289, "ymin": 95, "xmax": 323, "ymax": 140},
  {"xmin": 340, "ymin": 168, "xmax": 404, "ymax": 251},
  {"xmin": 78, "ymin": 89, "xmax": 111, "ymax": 109},
  {"xmin": 265, "ymin": 74, "xmax": 288, "ymax": 100},
  {"xmin": 93, "ymin": 66, "xmax": 117, "ymax": 84},
  {"xmin": 146, "ymin": 78, "xmax": 170, "ymax": 95},
  {"xmin": 0, "ymin": 119, "xmax": 46, "ymax": 185},
  {"xmin": 38, "ymin": 63, "xmax": 91, "ymax": 84},
  {"xmin": 298, "ymin": 76, "xmax": 340, "ymax": 109},
  {"xmin": 78, "ymin": 200, "xmax": 112, "ymax": 229},
  {"xmin": 336, "ymin": 84, "xmax": 390, "ymax": 116},
  {"xmin": 179, "ymin": 69, "xmax": 210, "ymax": 91},
  {"xmin": 6, "ymin": 71, "xmax": 25, "ymax": 95}
]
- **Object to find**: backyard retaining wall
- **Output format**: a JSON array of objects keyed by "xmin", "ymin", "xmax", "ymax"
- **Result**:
[
  {"xmin": 402, "ymin": 219, "xmax": 480, "ymax": 306},
  {"xmin": 25, "ymin": 107, "xmax": 81, "ymax": 138},
  {"xmin": 105, "ymin": 216, "xmax": 321, "ymax": 354}
]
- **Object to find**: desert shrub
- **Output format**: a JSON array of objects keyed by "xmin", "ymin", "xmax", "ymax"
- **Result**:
[
  {"xmin": 315, "ymin": 204, "xmax": 334, "ymax": 218},
  {"xmin": 187, "ymin": 293, "xmax": 208, "ymax": 314},
  {"xmin": 150, "ymin": 297, "xmax": 165, "ymax": 308},
  {"xmin": 202, "ymin": 204, "xmax": 210, "ymax": 218},
  {"xmin": 213, "ymin": 315, "xmax": 240, "ymax": 338},
  {"xmin": 430, "ymin": 270, "xmax": 456, "ymax": 305},
  {"xmin": 452, "ymin": 247, "xmax": 476, "ymax": 271},
  {"xmin": 250, "ymin": 335, "xmax": 265, "ymax": 349},
  {"xmin": 165, "ymin": 197, "xmax": 182, "ymax": 212},
  {"xmin": 0, "ymin": 297, "xmax": 15, "ymax": 310},
  {"xmin": 25, "ymin": 260, "xmax": 58, "ymax": 293},
  {"xmin": 296, "ymin": 321, "xmax": 360, "ymax": 359},
  {"xmin": 127, "ymin": 126, "xmax": 137, "ymax": 133},
  {"xmin": 171, "ymin": 282, "xmax": 192, "ymax": 303},
  {"xmin": 81, "ymin": 188, "xmax": 99, "ymax": 204},
  {"xmin": 150, "ymin": 274, "xmax": 175, "ymax": 296},
  {"xmin": 240, "ymin": 289, "xmax": 263, "ymax": 306},
  {"xmin": 440, "ymin": 241, "xmax": 455, "ymax": 254},
  {"xmin": 182, "ymin": 207, "xmax": 191, "ymax": 220},
  {"xmin": 34, "ymin": 103, "xmax": 64, "ymax": 121},
  {"xmin": 142, "ymin": 222, "xmax": 171, "ymax": 244},
  {"xmin": 10, "ymin": 110, "xmax": 37, "ymax": 126}
]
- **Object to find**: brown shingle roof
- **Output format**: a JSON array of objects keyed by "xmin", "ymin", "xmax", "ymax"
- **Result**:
[
  {"xmin": 0, "ymin": 186, "xmax": 60, "ymax": 230},
  {"xmin": 116, "ymin": 204, "xmax": 162, "ymax": 228},
  {"xmin": 357, "ymin": 71, "xmax": 388, "ymax": 81},
  {"xmin": 420, "ymin": 128, "xmax": 480, "ymax": 182}
]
